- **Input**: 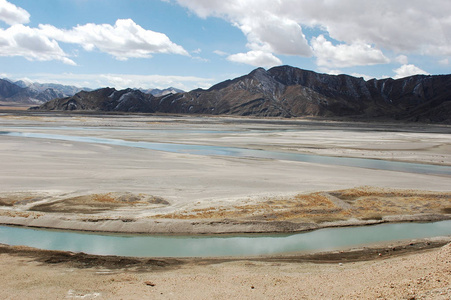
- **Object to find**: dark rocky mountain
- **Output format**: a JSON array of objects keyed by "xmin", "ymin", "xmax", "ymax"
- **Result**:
[
  {"xmin": 34, "ymin": 66, "xmax": 451, "ymax": 123},
  {"xmin": 38, "ymin": 88, "xmax": 155, "ymax": 112},
  {"xmin": 0, "ymin": 79, "xmax": 88, "ymax": 105}
]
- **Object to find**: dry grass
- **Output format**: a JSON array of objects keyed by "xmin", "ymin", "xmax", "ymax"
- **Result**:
[
  {"xmin": 1, "ymin": 188, "xmax": 449, "ymax": 222},
  {"xmin": 26, "ymin": 192, "xmax": 169, "ymax": 214},
  {"xmin": 0, "ymin": 193, "xmax": 47, "ymax": 206},
  {"xmin": 153, "ymin": 187, "xmax": 451, "ymax": 223}
]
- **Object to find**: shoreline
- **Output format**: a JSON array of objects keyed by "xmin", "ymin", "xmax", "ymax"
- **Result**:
[
  {"xmin": 1, "ymin": 236, "xmax": 450, "ymax": 265},
  {"xmin": 1, "ymin": 213, "xmax": 450, "ymax": 235}
]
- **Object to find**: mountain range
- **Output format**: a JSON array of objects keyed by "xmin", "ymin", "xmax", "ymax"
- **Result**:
[
  {"xmin": 0, "ymin": 79, "xmax": 90, "ymax": 105},
  {"xmin": 35, "ymin": 66, "xmax": 451, "ymax": 123},
  {"xmin": 0, "ymin": 78, "xmax": 182, "ymax": 105}
]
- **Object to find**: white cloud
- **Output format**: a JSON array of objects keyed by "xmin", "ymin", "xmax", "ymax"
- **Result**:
[
  {"xmin": 0, "ymin": 24, "xmax": 76, "ymax": 65},
  {"xmin": 192, "ymin": 56, "xmax": 209, "ymax": 62},
  {"xmin": 317, "ymin": 68, "xmax": 374, "ymax": 81},
  {"xmin": 173, "ymin": 0, "xmax": 451, "ymax": 67},
  {"xmin": 393, "ymin": 64, "xmax": 430, "ymax": 79},
  {"xmin": 439, "ymin": 58, "xmax": 449, "ymax": 65},
  {"xmin": 0, "ymin": 0, "xmax": 30, "ymax": 25},
  {"xmin": 311, "ymin": 35, "xmax": 389, "ymax": 68},
  {"xmin": 8, "ymin": 72, "xmax": 214, "ymax": 91},
  {"xmin": 0, "ymin": 1, "xmax": 188, "ymax": 64},
  {"xmin": 227, "ymin": 50, "xmax": 281, "ymax": 67},
  {"xmin": 39, "ymin": 19, "xmax": 189, "ymax": 60},
  {"xmin": 238, "ymin": 12, "xmax": 312, "ymax": 57},
  {"xmin": 213, "ymin": 50, "xmax": 228, "ymax": 56},
  {"xmin": 174, "ymin": 0, "xmax": 311, "ymax": 67},
  {"xmin": 395, "ymin": 55, "xmax": 408, "ymax": 65},
  {"xmin": 317, "ymin": 68, "xmax": 342, "ymax": 75},
  {"xmin": 351, "ymin": 73, "xmax": 374, "ymax": 81}
]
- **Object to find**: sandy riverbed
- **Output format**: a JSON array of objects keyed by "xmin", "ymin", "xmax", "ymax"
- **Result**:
[{"xmin": 0, "ymin": 112, "xmax": 450, "ymax": 233}]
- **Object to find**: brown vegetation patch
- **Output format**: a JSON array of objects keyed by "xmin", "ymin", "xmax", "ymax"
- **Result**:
[
  {"xmin": 0, "ymin": 193, "xmax": 47, "ymax": 206},
  {"xmin": 29, "ymin": 192, "xmax": 169, "ymax": 214},
  {"xmin": 154, "ymin": 192, "xmax": 350, "ymax": 222},
  {"xmin": 154, "ymin": 187, "xmax": 450, "ymax": 223},
  {"xmin": 331, "ymin": 187, "xmax": 451, "ymax": 219}
]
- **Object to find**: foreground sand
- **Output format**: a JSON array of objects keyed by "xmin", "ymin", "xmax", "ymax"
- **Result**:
[{"xmin": 0, "ymin": 239, "xmax": 450, "ymax": 299}]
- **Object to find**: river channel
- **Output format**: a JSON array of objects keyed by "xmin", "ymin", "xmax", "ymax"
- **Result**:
[
  {"xmin": 1, "ymin": 131, "xmax": 450, "ymax": 175},
  {"xmin": 1, "ymin": 221, "xmax": 450, "ymax": 257}
]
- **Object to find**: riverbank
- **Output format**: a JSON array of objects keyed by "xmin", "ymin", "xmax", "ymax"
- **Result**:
[
  {"xmin": 0, "ymin": 187, "xmax": 450, "ymax": 234},
  {"xmin": 0, "ymin": 238, "xmax": 450, "ymax": 299}
]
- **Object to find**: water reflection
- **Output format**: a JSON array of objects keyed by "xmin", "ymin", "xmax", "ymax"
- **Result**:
[{"xmin": 0, "ymin": 221, "xmax": 450, "ymax": 257}]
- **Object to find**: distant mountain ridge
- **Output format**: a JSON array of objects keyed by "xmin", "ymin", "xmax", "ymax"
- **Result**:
[
  {"xmin": 35, "ymin": 66, "xmax": 451, "ymax": 123},
  {"xmin": 38, "ymin": 88, "xmax": 154, "ymax": 112},
  {"xmin": 0, "ymin": 79, "xmax": 90, "ymax": 105},
  {"xmin": 0, "ymin": 78, "xmax": 181, "ymax": 105}
]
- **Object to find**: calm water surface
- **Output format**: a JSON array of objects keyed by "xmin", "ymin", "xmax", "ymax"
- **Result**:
[{"xmin": 0, "ymin": 221, "xmax": 450, "ymax": 257}]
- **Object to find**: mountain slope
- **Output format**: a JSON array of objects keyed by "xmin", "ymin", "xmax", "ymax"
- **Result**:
[
  {"xmin": 35, "ymin": 66, "xmax": 451, "ymax": 123},
  {"xmin": 38, "ymin": 88, "xmax": 155, "ymax": 113}
]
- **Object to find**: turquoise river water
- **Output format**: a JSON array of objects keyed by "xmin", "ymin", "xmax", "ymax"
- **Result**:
[{"xmin": 1, "ymin": 221, "xmax": 450, "ymax": 257}]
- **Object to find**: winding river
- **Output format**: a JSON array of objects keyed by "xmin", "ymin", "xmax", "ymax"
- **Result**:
[{"xmin": 1, "ymin": 221, "xmax": 450, "ymax": 257}]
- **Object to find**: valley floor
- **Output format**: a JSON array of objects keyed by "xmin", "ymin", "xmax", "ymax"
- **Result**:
[
  {"xmin": 0, "ymin": 112, "xmax": 449, "ymax": 233},
  {"xmin": 0, "ymin": 111, "xmax": 450, "ymax": 298}
]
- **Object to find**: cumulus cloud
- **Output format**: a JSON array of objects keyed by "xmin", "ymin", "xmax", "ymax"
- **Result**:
[
  {"xmin": 311, "ymin": 35, "xmax": 389, "ymax": 68},
  {"xmin": 174, "ymin": 0, "xmax": 311, "ymax": 67},
  {"xmin": 173, "ymin": 0, "xmax": 451, "ymax": 67},
  {"xmin": 0, "ymin": 0, "xmax": 30, "ymax": 25},
  {"xmin": 0, "ymin": 1, "xmax": 188, "ymax": 64},
  {"xmin": 0, "ymin": 24, "xmax": 76, "ymax": 65},
  {"xmin": 39, "ymin": 19, "xmax": 189, "ymax": 60},
  {"xmin": 239, "ymin": 12, "xmax": 312, "ymax": 57},
  {"xmin": 395, "ymin": 55, "xmax": 409, "ymax": 65},
  {"xmin": 227, "ymin": 50, "xmax": 282, "ymax": 67},
  {"xmin": 393, "ymin": 64, "xmax": 430, "ymax": 79}
]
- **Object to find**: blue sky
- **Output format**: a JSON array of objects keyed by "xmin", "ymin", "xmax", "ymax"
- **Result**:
[{"xmin": 0, "ymin": 0, "xmax": 450, "ymax": 91}]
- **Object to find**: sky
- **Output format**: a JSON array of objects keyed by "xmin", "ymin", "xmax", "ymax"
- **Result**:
[{"xmin": 0, "ymin": 0, "xmax": 450, "ymax": 91}]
